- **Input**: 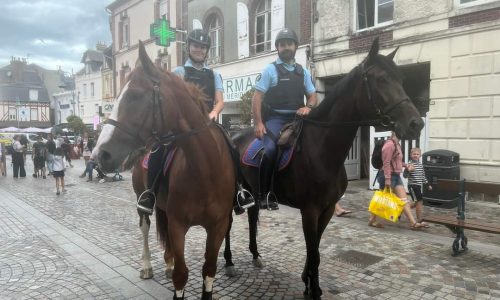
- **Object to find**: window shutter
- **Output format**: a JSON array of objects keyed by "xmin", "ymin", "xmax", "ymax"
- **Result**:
[
  {"xmin": 237, "ymin": 2, "xmax": 249, "ymax": 58},
  {"xmin": 270, "ymin": 0, "xmax": 285, "ymax": 47}
]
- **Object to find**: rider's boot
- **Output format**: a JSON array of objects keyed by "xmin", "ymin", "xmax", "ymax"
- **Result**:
[
  {"xmin": 258, "ymin": 155, "xmax": 278, "ymax": 211},
  {"xmin": 137, "ymin": 146, "xmax": 164, "ymax": 215}
]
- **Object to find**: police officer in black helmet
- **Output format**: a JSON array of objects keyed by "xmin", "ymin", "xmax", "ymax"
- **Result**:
[{"xmin": 252, "ymin": 28, "xmax": 317, "ymax": 210}]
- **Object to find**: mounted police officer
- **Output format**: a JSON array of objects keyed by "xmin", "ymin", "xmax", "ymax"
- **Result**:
[
  {"xmin": 137, "ymin": 29, "xmax": 254, "ymax": 215},
  {"xmin": 252, "ymin": 28, "xmax": 317, "ymax": 210}
]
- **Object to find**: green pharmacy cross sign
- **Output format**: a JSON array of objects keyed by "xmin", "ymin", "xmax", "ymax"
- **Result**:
[{"xmin": 150, "ymin": 16, "xmax": 176, "ymax": 47}]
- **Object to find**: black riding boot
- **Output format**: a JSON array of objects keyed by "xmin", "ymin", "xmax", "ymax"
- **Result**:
[
  {"xmin": 258, "ymin": 155, "xmax": 279, "ymax": 210},
  {"xmin": 137, "ymin": 146, "xmax": 165, "ymax": 215}
]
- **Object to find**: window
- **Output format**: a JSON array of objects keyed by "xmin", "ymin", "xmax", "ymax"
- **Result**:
[
  {"xmin": 29, "ymin": 89, "xmax": 38, "ymax": 101},
  {"xmin": 83, "ymin": 84, "xmax": 87, "ymax": 97},
  {"xmin": 159, "ymin": 0, "xmax": 168, "ymax": 18},
  {"xmin": 254, "ymin": 0, "xmax": 272, "ymax": 53},
  {"xmin": 357, "ymin": 0, "xmax": 393, "ymax": 30},
  {"xmin": 207, "ymin": 14, "xmax": 222, "ymax": 64},
  {"xmin": 80, "ymin": 105, "xmax": 84, "ymax": 117},
  {"xmin": 9, "ymin": 107, "xmax": 16, "ymax": 120},
  {"xmin": 30, "ymin": 108, "xmax": 38, "ymax": 121},
  {"xmin": 456, "ymin": 0, "xmax": 498, "ymax": 6},
  {"xmin": 90, "ymin": 82, "xmax": 95, "ymax": 97},
  {"xmin": 119, "ymin": 13, "xmax": 130, "ymax": 49}
]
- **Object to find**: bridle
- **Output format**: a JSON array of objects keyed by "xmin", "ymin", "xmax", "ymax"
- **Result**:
[
  {"xmin": 104, "ymin": 75, "xmax": 211, "ymax": 147},
  {"xmin": 301, "ymin": 62, "xmax": 410, "ymax": 128}
]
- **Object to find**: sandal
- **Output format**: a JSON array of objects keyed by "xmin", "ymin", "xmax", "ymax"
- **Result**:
[
  {"xmin": 410, "ymin": 222, "xmax": 424, "ymax": 230},
  {"xmin": 420, "ymin": 221, "xmax": 430, "ymax": 228},
  {"xmin": 368, "ymin": 221, "xmax": 384, "ymax": 228}
]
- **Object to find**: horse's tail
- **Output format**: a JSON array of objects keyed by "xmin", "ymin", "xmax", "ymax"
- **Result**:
[{"xmin": 156, "ymin": 208, "xmax": 169, "ymax": 249}]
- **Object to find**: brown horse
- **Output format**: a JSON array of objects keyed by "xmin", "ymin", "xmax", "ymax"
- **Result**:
[
  {"xmin": 93, "ymin": 42, "xmax": 235, "ymax": 300},
  {"xmin": 228, "ymin": 38, "xmax": 425, "ymax": 300}
]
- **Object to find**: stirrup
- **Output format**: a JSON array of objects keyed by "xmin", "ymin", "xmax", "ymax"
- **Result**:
[
  {"xmin": 261, "ymin": 191, "xmax": 279, "ymax": 210},
  {"xmin": 137, "ymin": 189, "xmax": 156, "ymax": 214},
  {"xmin": 236, "ymin": 184, "xmax": 255, "ymax": 209}
]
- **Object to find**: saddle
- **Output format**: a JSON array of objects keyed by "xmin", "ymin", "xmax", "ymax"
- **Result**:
[
  {"xmin": 242, "ymin": 119, "xmax": 303, "ymax": 171},
  {"xmin": 142, "ymin": 148, "xmax": 177, "ymax": 176}
]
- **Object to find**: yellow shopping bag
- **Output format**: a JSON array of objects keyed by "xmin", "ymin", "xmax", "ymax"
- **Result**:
[{"xmin": 368, "ymin": 187, "xmax": 406, "ymax": 223}]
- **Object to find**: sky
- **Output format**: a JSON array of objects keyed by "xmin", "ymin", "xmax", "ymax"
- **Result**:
[{"xmin": 0, "ymin": 0, "xmax": 114, "ymax": 74}]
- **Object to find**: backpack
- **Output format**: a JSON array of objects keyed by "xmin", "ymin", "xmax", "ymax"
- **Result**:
[
  {"xmin": 371, "ymin": 139, "xmax": 396, "ymax": 169},
  {"xmin": 371, "ymin": 139, "xmax": 386, "ymax": 169}
]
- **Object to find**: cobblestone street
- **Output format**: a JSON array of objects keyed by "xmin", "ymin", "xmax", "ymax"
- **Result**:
[{"xmin": 1, "ymin": 157, "xmax": 499, "ymax": 299}]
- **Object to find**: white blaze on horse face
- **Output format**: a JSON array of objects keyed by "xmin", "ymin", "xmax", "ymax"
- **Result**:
[{"xmin": 94, "ymin": 81, "xmax": 131, "ymax": 152}]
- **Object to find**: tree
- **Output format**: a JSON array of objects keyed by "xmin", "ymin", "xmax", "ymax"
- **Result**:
[
  {"xmin": 66, "ymin": 115, "xmax": 86, "ymax": 135},
  {"xmin": 238, "ymin": 88, "xmax": 254, "ymax": 126}
]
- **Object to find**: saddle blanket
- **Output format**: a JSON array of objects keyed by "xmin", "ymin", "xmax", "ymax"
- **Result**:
[
  {"xmin": 142, "ymin": 148, "xmax": 177, "ymax": 176},
  {"xmin": 241, "ymin": 138, "xmax": 294, "ymax": 171}
]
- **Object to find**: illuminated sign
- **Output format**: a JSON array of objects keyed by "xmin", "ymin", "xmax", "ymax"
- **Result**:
[{"xmin": 150, "ymin": 16, "xmax": 176, "ymax": 47}]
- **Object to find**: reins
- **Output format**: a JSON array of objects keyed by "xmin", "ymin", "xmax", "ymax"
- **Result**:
[
  {"xmin": 105, "ymin": 73, "xmax": 212, "ymax": 147},
  {"xmin": 299, "ymin": 63, "xmax": 410, "ymax": 128}
]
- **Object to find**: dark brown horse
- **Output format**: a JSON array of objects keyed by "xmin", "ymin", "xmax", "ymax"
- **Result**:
[
  {"xmin": 228, "ymin": 38, "xmax": 425, "ymax": 300},
  {"xmin": 93, "ymin": 42, "xmax": 235, "ymax": 300}
]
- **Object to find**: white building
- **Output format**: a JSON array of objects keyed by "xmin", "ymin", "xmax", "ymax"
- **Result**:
[
  {"xmin": 313, "ymin": 0, "xmax": 500, "ymax": 184},
  {"xmin": 53, "ymin": 90, "xmax": 76, "ymax": 125}
]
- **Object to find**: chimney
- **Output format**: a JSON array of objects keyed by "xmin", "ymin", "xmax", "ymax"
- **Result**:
[{"xmin": 96, "ymin": 41, "xmax": 107, "ymax": 51}]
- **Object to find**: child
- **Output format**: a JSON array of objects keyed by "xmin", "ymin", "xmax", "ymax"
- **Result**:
[
  {"xmin": 52, "ymin": 146, "xmax": 66, "ymax": 195},
  {"xmin": 404, "ymin": 148, "xmax": 432, "ymax": 227}
]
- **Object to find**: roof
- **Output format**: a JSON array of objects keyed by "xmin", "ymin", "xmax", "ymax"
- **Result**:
[
  {"xmin": 106, "ymin": 0, "xmax": 130, "ymax": 11},
  {"xmin": 0, "ymin": 84, "xmax": 50, "ymax": 103},
  {"xmin": 0, "ymin": 61, "xmax": 51, "ymax": 103},
  {"xmin": 80, "ymin": 50, "xmax": 104, "ymax": 64}
]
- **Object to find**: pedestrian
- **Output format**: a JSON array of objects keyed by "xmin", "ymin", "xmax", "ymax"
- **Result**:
[
  {"xmin": 136, "ymin": 28, "xmax": 235, "ymax": 215},
  {"xmin": 12, "ymin": 135, "xmax": 26, "ymax": 178},
  {"xmin": 404, "ymin": 147, "xmax": 432, "ymax": 228},
  {"xmin": 62, "ymin": 137, "xmax": 73, "ymax": 168},
  {"xmin": 0, "ymin": 142, "xmax": 6, "ymax": 176},
  {"xmin": 251, "ymin": 28, "xmax": 317, "ymax": 210},
  {"xmin": 335, "ymin": 202, "xmax": 352, "ymax": 217},
  {"xmin": 19, "ymin": 134, "xmax": 28, "ymax": 163},
  {"xmin": 368, "ymin": 132, "xmax": 424, "ymax": 229},
  {"xmin": 46, "ymin": 133, "xmax": 56, "ymax": 175},
  {"xmin": 79, "ymin": 132, "xmax": 93, "ymax": 178},
  {"xmin": 32, "ymin": 135, "xmax": 47, "ymax": 179},
  {"xmin": 52, "ymin": 145, "xmax": 66, "ymax": 195}
]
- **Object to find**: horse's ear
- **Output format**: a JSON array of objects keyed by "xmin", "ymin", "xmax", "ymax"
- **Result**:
[
  {"xmin": 387, "ymin": 46, "xmax": 399, "ymax": 61},
  {"xmin": 137, "ymin": 40, "xmax": 158, "ymax": 77},
  {"xmin": 368, "ymin": 37, "xmax": 380, "ymax": 59}
]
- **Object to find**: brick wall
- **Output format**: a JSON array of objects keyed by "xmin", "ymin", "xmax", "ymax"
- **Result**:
[
  {"xmin": 449, "ymin": 7, "xmax": 500, "ymax": 28},
  {"xmin": 349, "ymin": 30, "xmax": 393, "ymax": 52},
  {"xmin": 300, "ymin": 0, "xmax": 311, "ymax": 45}
]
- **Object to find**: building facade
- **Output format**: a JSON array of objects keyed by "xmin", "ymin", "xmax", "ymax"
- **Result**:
[
  {"xmin": 0, "ymin": 58, "xmax": 52, "ymax": 129},
  {"xmin": 106, "ymin": 0, "xmax": 183, "ymax": 94},
  {"xmin": 313, "ymin": 0, "xmax": 500, "ymax": 183}
]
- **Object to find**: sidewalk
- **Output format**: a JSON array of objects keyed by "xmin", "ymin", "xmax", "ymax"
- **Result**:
[{"xmin": 0, "ymin": 157, "xmax": 499, "ymax": 299}]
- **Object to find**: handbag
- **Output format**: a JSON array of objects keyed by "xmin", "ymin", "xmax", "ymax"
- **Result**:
[{"xmin": 368, "ymin": 187, "xmax": 406, "ymax": 223}]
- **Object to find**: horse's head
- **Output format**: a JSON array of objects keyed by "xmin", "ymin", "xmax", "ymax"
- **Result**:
[
  {"xmin": 94, "ymin": 41, "xmax": 172, "ymax": 172},
  {"xmin": 361, "ymin": 38, "xmax": 424, "ymax": 139}
]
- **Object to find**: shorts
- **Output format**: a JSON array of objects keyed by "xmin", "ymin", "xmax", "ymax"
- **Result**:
[
  {"xmin": 34, "ymin": 157, "xmax": 46, "ymax": 169},
  {"xmin": 376, "ymin": 172, "xmax": 403, "ymax": 189},
  {"xmin": 408, "ymin": 184, "xmax": 423, "ymax": 202},
  {"xmin": 52, "ymin": 170, "xmax": 65, "ymax": 178}
]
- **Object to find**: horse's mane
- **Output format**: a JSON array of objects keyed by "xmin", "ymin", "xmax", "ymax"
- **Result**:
[
  {"xmin": 162, "ymin": 70, "xmax": 210, "ymax": 117},
  {"xmin": 308, "ymin": 54, "xmax": 403, "ymax": 120}
]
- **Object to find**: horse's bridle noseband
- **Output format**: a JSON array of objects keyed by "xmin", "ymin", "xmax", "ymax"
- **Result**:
[
  {"xmin": 105, "ymin": 76, "xmax": 211, "ymax": 147},
  {"xmin": 360, "ymin": 63, "xmax": 410, "ymax": 128}
]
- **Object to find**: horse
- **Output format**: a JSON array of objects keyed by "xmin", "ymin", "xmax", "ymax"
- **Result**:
[
  {"xmin": 93, "ymin": 41, "xmax": 235, "ymax": 300},
  {"xmin": 228, "ymin": 37, "xmax": 425, "ymax": 300}
]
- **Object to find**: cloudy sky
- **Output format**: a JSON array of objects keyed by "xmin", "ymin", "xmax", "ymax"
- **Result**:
[{"xmin": 0, "ymin": 0, "xmax": 114, "ymax": 74}]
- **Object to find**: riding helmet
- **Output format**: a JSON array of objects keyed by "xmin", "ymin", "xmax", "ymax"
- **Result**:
[
  {"xmin": 274, "ymin": 28, "xmax": 299, "ymax": 48},
  {"xmin": 186, "ymin": 29, "xmax": 211, "ymax": 48}
]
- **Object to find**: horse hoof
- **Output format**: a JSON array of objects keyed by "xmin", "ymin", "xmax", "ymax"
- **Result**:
[
  {"xmin": 140, "ymin": 268, "xmax": 153, "ymax": 279},
  {"xmin": 252, "ymin": 258, "xmax": 264, "ymax": 268},
  {"xmin": 225, "ymin": 265, "xmax": 237, "ymax": 277},
  {"xmin": 165, "ymin": 268, "xmax": 173, "ymax": 279}
]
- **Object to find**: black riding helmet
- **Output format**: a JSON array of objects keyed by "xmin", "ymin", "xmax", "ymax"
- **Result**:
[
  {"xmin": 274, "ymin": 28, "xmax": 299, "ymax": 48},
  {"xmin": 186, "ymin": 29, "xmax": 211, "ymax": 48}
]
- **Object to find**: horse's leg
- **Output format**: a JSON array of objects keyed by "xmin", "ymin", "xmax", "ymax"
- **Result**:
[
  {"xmin": 139, "ymin": 213, "xmax": 154, "ymax": 279},
  {"xmin": 202, "ymin": 218, "xmax": 229, "ymax": 300},
  {"xmin": 164, "ymin": 246, "xmax": 174, "ymax": 279},
  {"xmin": 247, "ymin": 205, "xmax": 263, "ymax": 268},
  {"xmin": 169, "ymin": 222, "xmax": 188, "ymax": 300},
  {"xmin": 223, "ymin": 213, "xmax": 237, "ymax": 277},
  {"xmin": 300, "ymin": 209, "xmax": 323, "ymax": 300}
]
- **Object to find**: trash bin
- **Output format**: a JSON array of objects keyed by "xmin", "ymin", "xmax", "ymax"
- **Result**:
[{"xmin": 422, "ymin": 149, "xmax": 460, "ymax": 208}]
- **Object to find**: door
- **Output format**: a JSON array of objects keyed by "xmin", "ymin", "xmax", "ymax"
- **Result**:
[{"xmin": 345, "ymin": 128, "xmax": 361, "ymax": 180}]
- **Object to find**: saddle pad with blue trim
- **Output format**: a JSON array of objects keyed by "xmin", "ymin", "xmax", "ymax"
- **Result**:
[
  {"xmin": 241, "ymin": 139, "xmax": 294, "ymax": 171},
  {"xmin": 142, "ymin": 147, "xmax": 178, "ymax": 176}
]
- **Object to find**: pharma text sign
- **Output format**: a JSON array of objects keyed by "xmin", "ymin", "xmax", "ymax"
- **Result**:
[{"xmin": 223, "ymin": 73, "xmax": 260, "ymax": 102}]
